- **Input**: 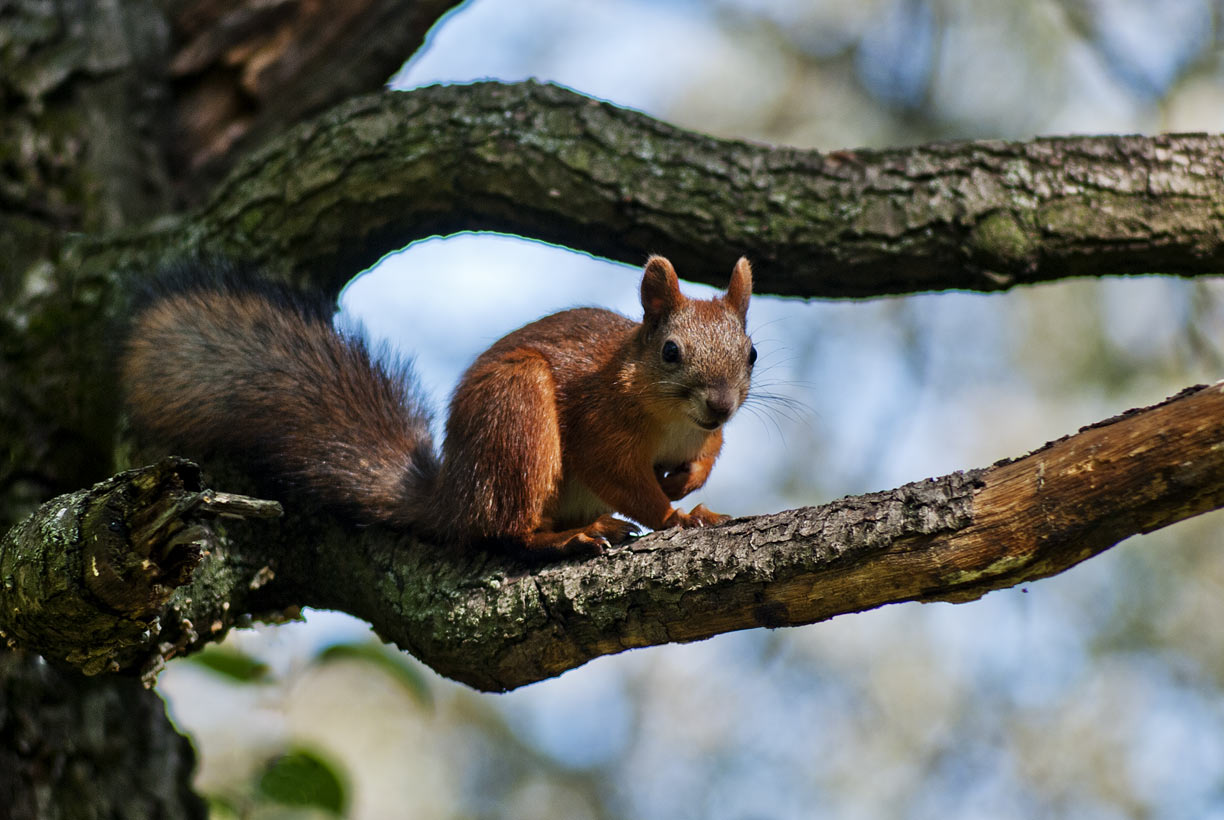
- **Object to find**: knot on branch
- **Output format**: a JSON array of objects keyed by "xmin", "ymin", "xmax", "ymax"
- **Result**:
[
  {"xmin": 84, "ymin": 458, "xmax": 211, "ymax": 618},
  {"xmin": 0, "ymin": 457, "xmax": 280, "ymax": 676}
]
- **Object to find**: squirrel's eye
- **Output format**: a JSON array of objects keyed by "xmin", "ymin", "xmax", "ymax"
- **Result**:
[
  {"xmin": 748, "ymin": 344, "xmax": 758, "ymax": 366},
  {"xmin": 661, "ymin": 339, "xmax": 681, "ymax": 364}
]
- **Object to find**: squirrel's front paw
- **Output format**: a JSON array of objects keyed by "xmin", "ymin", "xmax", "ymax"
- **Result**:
[
  {"xmin": 664, "ymin": 504, "xmax": 731, "ymax": 529},
  {"xmin": 686, "ymin": 504, "xmax": 730, "ymax": 526}
]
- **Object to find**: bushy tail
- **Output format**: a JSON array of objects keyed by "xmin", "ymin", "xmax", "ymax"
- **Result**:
[{"xmin": 120, "ymin": 263, "xmax": 439, "ymax": 527}]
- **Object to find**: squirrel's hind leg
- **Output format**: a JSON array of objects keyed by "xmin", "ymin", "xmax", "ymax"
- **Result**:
[
  {"xmin": 441, "ymin": 347, "xmax": 635, "ymax": 559},
  {"xmin": 440, "ymin": 347, "xmax": 565, "ymax": 546}
]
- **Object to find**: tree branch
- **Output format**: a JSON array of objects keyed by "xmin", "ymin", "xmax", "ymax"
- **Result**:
[
  {"xmin": 82, "ymin": 81, "xmax": 1224, "ymax": 297},
  {"xmin": 6, "ymin": 383, "xmax": 1223, "ymax": 692}
]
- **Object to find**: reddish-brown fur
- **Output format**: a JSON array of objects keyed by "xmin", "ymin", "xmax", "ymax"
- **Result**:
[{"xmin": 121, "ymin": 256, "xmax": 754, "ymax": 557}]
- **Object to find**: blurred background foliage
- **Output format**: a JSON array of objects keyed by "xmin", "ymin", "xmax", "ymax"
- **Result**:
[{"xmin": 158, "ymin": 0, "xmax": 1224, "ymax": 817}]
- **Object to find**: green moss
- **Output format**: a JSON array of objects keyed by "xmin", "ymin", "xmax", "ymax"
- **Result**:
[
  {"xmin": 1037, "ymin": 196, "xmax": 1132, "ymax": 239},
  {"xmin": 942, "ymin": 552, "xmax": 1032, "ymax": 587},
  {"xmin": 969, "ymin": 210, "xmax": 1035, "ymax": 267}
]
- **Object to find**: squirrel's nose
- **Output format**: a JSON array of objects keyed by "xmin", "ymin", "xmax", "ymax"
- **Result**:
[{"xmin": 705, "ymin": 388, "xmax": 736, "ymax": 423}]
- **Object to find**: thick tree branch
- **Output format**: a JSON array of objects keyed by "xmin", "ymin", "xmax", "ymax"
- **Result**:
[
  {"xmin": 6, "ymin": 383, "xmax": 1223, "ymax": 692},
  {"xmin": 80, "ymin": 81, "xmax": 1224, "ymax": 297}
]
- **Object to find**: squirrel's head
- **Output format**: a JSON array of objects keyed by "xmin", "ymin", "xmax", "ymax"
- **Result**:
[{"xmin": 636, "ymin": 255, "xmax": 755, "ymax": 431}]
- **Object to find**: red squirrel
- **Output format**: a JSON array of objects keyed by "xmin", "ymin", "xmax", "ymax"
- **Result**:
[{"xmin": 121, "ymin": 255, "xmax": 754, "ymax": 557}]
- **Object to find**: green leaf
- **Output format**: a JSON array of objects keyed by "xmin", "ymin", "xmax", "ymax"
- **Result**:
[
  {"xmin": 315, "ymin": 641, "xmax": 433, "ymax": 708},
  {"xmin": 204, "ymin": 793, "xmax": 242, "ymax": 819},
  {"xmin": 185, "ymin": 646, "xmax": 270, "ymax": 682},
  {"xmin": 257, "ymin": 747, "xmax": 348, "ymax": 815}
]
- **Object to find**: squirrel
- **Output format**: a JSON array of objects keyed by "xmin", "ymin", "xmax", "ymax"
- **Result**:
[{"xmin": 120, "ymin": 254, "xmax": 755, "ymax": 557}]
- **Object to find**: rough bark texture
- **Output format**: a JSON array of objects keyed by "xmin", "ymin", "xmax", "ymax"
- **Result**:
[
  {"xmin": 0, "ymin": 458, "xmax": 283, "ymax": 681},
  {"xmin": 1, "ymin": 0, "xmax": 175, "ymax": 233},
  {"xmin": 0, "ymin": 649, "xmax": 206, "ymax": 820},
  {"xmin": 1, "ymin": 0, "xmax": 461, "ymax": 233},
  {"xmin": 2, "ymin": 0, "xmax": 177, "ymax": 523},
  {"xmin": 1, "ymin": 0, "xmax": 464, "ymax": 526},
  {"xmin": 73, "ymin": 83, "xmax": 1224, "ymax": 299},
  {"xmin": 7, "ymin": 383, "xmax": 1224, "ymax": 692}
]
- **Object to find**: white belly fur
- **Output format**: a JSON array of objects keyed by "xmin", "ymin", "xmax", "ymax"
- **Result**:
[
  {"xmin": 653, "ymin": 419, "xmax": 708, "ymax": 467},
  {"xmin": 552, "ymin": 420, "xmax": 707, "ymax": 527}
]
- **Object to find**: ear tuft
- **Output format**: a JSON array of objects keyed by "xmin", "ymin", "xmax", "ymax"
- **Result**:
[
  {"xmin": 725, "ymin": 256, "xmax": 752, "ymax": 324},
  {"xmin": 641, "ymin": 255, "xmax": 682, "ymax": 321}
]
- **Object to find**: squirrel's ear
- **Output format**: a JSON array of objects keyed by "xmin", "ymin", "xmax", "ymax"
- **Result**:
[
  {"xmin": 641, "ymin": 255, "xmax": 682, "ymax": 321},
  {"xmin": 725, "ymin": 256, "xmax": 752, "ymax": 324}
]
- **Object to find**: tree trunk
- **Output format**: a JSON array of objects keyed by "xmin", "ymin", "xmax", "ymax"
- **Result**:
[
  {"xmin": 1, "ymin": 2, "xmax": 463, "ymax": 815},
  {"xmin": 0, "ymin": 650, "xmax": 205, "ymax": 820}
]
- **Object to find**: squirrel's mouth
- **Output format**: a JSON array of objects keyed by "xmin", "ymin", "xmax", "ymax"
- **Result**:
[{"xmin": 693, "ymin": 417, "xmax": 722, "ymax": 431}]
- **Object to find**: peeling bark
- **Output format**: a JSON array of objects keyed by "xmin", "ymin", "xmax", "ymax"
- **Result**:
[
  {"xmin": 6, "ymin": 383, "xmax": 1223, "ymax": 692},
  {"xmin": 165, "ymin": 0, "xmax": 465, "ymax": 193}
]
